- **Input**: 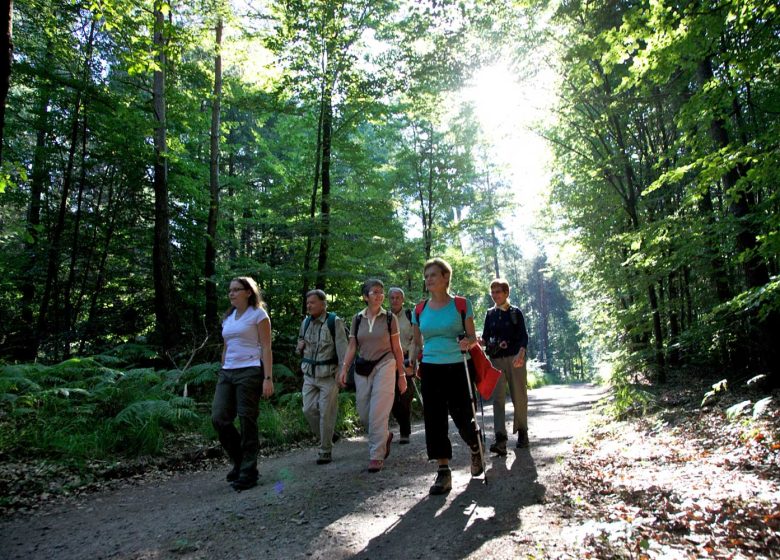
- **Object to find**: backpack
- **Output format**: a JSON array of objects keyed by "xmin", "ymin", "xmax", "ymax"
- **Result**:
[
  {"xmin": 301, "ymin": 312, "xmax": 346, "ymax": 367},
  {"xmin": 414, "ymin": 295, "xmax": 502, "ymax": 400},
  {"xmin": 414, "ymin": 295, "xmax": 468, "ymax": 334}
]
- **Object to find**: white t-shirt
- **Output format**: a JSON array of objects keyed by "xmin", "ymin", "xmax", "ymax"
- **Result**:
[{"xmin": 222, "ymin": 306, "xmax": 269, "ymax": 369}]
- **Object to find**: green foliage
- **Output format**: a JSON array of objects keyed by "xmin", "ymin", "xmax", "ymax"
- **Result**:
[{"xmin": 114, "ymin": 398, "xmax": 199, "ymax": 455}]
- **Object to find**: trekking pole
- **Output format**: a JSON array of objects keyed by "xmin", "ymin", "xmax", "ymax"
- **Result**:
[
  {"xmin": 410, "ymin": 375, "xmax": 424, "ymax": 411},
  {"xmin": 460, "ymin": 342, "xmax": 487, "ymax": 484}
]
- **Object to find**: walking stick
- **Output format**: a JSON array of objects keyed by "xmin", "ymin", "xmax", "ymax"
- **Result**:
[
  {"xmin": 410, "ymin": 375, "xmax": 424, "ymax": 412},
  {"xmin": 461, "ymin": 348, "xmax": 487, "ymax": 484}
]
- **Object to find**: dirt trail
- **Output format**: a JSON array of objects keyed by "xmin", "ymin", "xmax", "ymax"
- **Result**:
[{"xmin": 0, "ymin": 383, "xmax": 605, "ymax": 559}]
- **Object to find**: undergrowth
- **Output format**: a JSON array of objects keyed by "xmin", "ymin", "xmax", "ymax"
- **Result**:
[{"xmin": 0, "ymin": 349, "xmax": 361, "ymax": 467}]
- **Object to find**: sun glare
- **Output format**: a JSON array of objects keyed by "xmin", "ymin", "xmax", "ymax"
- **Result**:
[{"xmin": 463, "ymin": 62, "xmax": 557, "ymax": 257}]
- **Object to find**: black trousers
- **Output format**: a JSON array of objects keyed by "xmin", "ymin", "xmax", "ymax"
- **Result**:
[
  {"xmin": 420, "ymin": 360, "xmax": 479, "ymax": 460},
  {"xmin": 211, "ymin": 365, "xmax": 263, "ymax": 479},
  {"xmin": 391, "ymin": 373, "xmax": 414, "ymax": 437}
]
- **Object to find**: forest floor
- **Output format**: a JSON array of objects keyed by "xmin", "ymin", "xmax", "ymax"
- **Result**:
[{"xmin": 0, "ymin": 377, "xmax": 778, "ymax": 559}]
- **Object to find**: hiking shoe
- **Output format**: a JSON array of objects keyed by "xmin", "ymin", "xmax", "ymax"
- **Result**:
[
  {"xmin": 516, "ymin": 429, "xmax": 529, "ymax": 449},
  {"xmin": 316, "ymin": 452, "xmax": 332, "ymax": 465},
  {"xmin": 225, "ymin": 465, "xmax": 240, "ymax": 482},
  {"xmin": 429, "ymin": 467, "xmax": 452, "ymax": 495},
  {"xmin": 384, "ymin": 432, "xmax": 393, "ymax": 459},
  {"xmin": 368, "ymin": 459, "xmax": 384, "ymax": 473},
  {"xmin": 231, "ymin": 476, "xmax": 258, "ymax": 491},
  {"xmin": 489, "ymin": 433, "xmax": 508, "ymax": 456},
  {"xmin": 470, "ymin": 449, "xmax": 484, "ymax": 477},
  {"xmin": 399, "ymin": 434, "xmax": 410, "ymax": 445},
  {"xmin": 332, "ymin": 431, "xmax": 341, "ymax": 444}
]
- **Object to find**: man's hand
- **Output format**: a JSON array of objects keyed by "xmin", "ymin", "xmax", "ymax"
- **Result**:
[
  {"xmin": 296, "ymin": 339, "xmax": 305, "ymax": 354},
  {"xmin": 513, "ymin": 350, "xmax": 526, "ymax": 369}
]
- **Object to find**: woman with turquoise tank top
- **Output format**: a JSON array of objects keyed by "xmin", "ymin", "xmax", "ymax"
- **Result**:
[{"xmin": 411, "ymin": 257, "xmax": 483, "ymax": 495}]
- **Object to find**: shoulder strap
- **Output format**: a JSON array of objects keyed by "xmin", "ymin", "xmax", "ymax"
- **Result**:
[
  {"xmin": 454, "ymin": 296, "xmax": 467, "ymax": 333},
  {"xmin": 387, "ymin": 312, "xmax": 393, "ymax": 347},
  {"xmin": 303, "ymin": 316, "xmax": 312, "ymax": 337},
  {"xmin": 414, "ymin": 299, "xmax": 428, "ymax": 325},
  {"xmin": 405, "ymin": 308, "xmax": 412, "ymax": 322},
  {"xmin": 354, "ymin": 313, "xmax": 362, "ymax": 344},
  {"xmin": 325, "ymin": 312, "xmax": 337, "ymax": 339}
]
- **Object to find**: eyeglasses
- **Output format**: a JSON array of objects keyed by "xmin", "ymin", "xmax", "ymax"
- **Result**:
[
  {"xmin": 368, "ymin": 291, "xmax": 384, "ymax": 297},
  {"xmin": 228, "ymin": 288, "xmax": 247, "ymax": 294}
]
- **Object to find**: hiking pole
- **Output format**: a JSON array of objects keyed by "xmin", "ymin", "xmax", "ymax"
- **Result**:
[
  {"xmin": 410, "ymin": 375, "xmax": 424, "ymax": 412},
  {"xmin": 460, "ymin": 342, "xmax": 487, "ymax": 485}
]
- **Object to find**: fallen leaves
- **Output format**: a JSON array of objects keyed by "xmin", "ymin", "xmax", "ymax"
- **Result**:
[{"xmin": 550, "ymin": 376, "xmax": 780, "ymax": 559}]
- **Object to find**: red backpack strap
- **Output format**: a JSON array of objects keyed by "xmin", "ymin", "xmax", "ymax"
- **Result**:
[
  {"xmin": 453, "ymin": 295, "xmax": 467, "ymax": 333},
  {"xmin": 414, "ymin": 298, "xmax": 428, "ymax": 325}
]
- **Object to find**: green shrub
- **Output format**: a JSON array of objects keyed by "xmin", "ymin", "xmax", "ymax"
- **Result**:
[{"xmin": 114, "ymin": 398, "xmax": 199, "ymax": 455}]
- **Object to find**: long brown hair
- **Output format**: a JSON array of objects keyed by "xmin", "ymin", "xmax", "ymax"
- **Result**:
[{"xmin": 223, "ymin": 276, "xmax": 266, "ymax": 320}]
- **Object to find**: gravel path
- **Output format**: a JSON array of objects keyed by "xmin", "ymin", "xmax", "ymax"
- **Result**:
[{"xmin": 0, "ymin": 383, "xmax": 605, "ymax": 559}]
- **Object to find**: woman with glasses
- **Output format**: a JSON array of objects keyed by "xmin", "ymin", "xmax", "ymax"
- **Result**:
[
  {"xmin": 212, "ymin": 276, "xmax": 273, "ymax": 490},
  {"xmin": 339, "ymin": 279, "xmax": 408, "ymax": 472}
]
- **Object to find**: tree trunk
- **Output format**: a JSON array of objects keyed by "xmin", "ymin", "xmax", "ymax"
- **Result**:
[
  {"xmin": 37, "ymin": 35, "xmax": 92, "ymax": 356},
  {"xmin": 648, "ymin": 283, "xmax": 666, "ymax": 382},
  {"xmin": 667, "ymin": 271, "xmax": 681, "ymax": 366},
  {"xmin": 17, "ymin": 84, "xmax": 48, "ymax": 360},
  {"xmin": 302, "ymin": 95, "xmax": 324, "ymax": 313},
  {"xmin": 699, "ymin": 56, "xmax": 778, "ymax": 384},
  {"xmin": 204, "ymin": 17, "xmax": 222, "ymax": 336},
  {"xmin": 62, "ymin": 108, "xmax": 89, "ymax": 356},
  {"xmin": 315, "ymin": 86, "xmax": 332, "ymax": 290},
  {"xmin": 152, "ymin": 1, "xmax": 178, "ymax": 351},
  {"xmin": 0, "ymin": 0, "xmax": 12, "ymax": 164},
  {"xmin": 78, "ymin": 181, "xmax": 117, "ymax": 354}
]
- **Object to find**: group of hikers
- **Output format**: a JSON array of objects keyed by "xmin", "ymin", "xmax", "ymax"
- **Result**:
[{"xmin": 212, "ymin": 257, "xmax": 529, "ymax": 495}]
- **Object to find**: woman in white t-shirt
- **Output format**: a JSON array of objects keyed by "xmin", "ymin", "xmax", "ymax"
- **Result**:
[{"xmin": 212, "ymin": 276, "xmax": 273, "ymax": 490}]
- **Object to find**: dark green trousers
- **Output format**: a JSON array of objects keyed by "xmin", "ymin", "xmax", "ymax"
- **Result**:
[{"xmin": 211, "ymin": 365, "xmax": 263, "ymax": 480}]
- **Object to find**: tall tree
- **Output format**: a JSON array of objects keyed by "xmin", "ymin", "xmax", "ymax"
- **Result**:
[
  {"xmin": 151, "ymin": 0, "xmax": 178, "ymax": 350},
  {"xmin": 204, "ymin": 14, "xmax": 223, "ymax": 336}
]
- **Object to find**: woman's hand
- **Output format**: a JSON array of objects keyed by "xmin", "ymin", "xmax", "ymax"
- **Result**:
[
  {"xmin": 262, "ymin": 378, "xmax": 274, "ymax": 398},
  {"xmin": 398, "ymin": 374, "xmax": 408, "ymax": 394},
  {"xmin": 338, "ymin": 369, "xmax": 348, "ymax": 389},
  {"xmin": 458, "ymin": 336, "xmax": 474, "ymax": 352}
]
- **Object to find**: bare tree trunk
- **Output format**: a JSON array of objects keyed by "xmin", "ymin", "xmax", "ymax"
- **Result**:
[
  {"xmin": 62, "ymin": 108, "xmax": 89, "ymax": 356},
  {"xmin": 0, "ymin": 0, "xmax": 12, "ymax": 164},
  {"xmin": 302, "ymin": 95, "xmax": 324, "ymax": 313},
  {"xmin": 204, "ymin": 17, "xmax": 222, "ymax": 336},
  {"xmin": 152, "ymin": 0, "xmax": 178, "ymax": 350},
  {"xmin": 667, "ymin": 271, "xmax": 681, "ymax": 366},
  {"xmin": 79, "ymin": 181, "xmax": 117, "ymax": 354},
  {"xmin": 648, "ymin": 283, "xmax": 666, "ymax": 382},
  {"xmin": 37, "ymin": 22, "xmax": 96, "ymax": 357},
  {"xmin": 16, "ymin": 83, "xmax": 49, "ymax": 360},
  {"xmin": 315, "ymin": 86, "xmax": 332, "ymax": 290}
]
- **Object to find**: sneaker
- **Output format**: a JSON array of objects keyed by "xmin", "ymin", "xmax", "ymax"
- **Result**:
[
  {"xmin": 384, "ymin": 432, "xmax": 394, "ymax": 459},
  {"xmin": 316, "ymin": 452, "xmax": 332, "ymax": 465},
  {"xmin": 489, "ymin": 433, "xmax": 508, "ymax": 456},
  {"xmin": 429, "ymin": 467, "xmax": 452, "ymax": 495},
  {"xmin": 399, "ymin": 435, "xmax": 410, "ymax": 445},
  {"xmin": 368, "ymin": 459, "xmax": 384, "ymax": 473},
  {"xmin": 225, "ymin": 464, "xmax": 240, "ymax": 482},
  {"xmin": 470, "ymin": 449, "xmax": 484, "ymax": 477},
  {"xmin": 516, "ymin": 429, "xmax": 529, "ymax": 449}
]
